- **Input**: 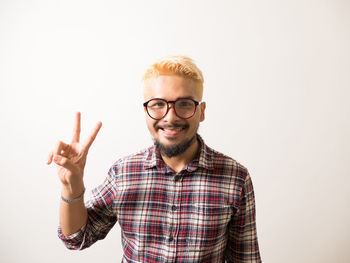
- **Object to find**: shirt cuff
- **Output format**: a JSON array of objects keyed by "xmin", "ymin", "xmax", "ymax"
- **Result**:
[{"xmin": 57, "ymin": 223, "xmax": 86, "ymax": 250}]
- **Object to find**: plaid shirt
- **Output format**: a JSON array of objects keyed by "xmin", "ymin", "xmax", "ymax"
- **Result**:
[{"xmin": 59, "ymin": 136, "xmax": 261, "ymax": 262}]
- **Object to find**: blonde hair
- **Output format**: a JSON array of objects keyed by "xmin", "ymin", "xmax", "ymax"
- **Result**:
[{"xmin": 143, "ymin": 55, "xmax": 204, "ymax": 97}]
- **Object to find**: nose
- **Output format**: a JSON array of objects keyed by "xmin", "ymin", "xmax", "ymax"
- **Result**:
[{"xmin": 163, "ymin": 102, "xmax": 179, "ymax": 121}]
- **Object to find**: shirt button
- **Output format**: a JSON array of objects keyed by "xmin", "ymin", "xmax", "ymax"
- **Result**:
[
  {"xmin": 174, "ymin": 175, "xmax": 181, "ymax": 182},
  {"xmin": 168, "ymin": 236, "xmax": 174, "ymax": 242},
  {"xmin": 171, "ymin": 205, "xmax": 177, "ymax": 211}
]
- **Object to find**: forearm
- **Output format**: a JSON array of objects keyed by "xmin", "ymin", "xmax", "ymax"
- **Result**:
[
  {"xmin": 60, "ymin": 186, "xmax": 88, "ymax": 237},
  {"xmin": 226, "ymin": 173, "xmax": 261, "ymax": 262},
  {"xmin": 58, "ymin": 177, "xmax": 118, "ymax": 250}
]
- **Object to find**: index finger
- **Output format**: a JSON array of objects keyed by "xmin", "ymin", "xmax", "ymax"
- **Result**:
[
  {"xmin": 71, "ymin": 112, "xmax": 81, "ymax": 143},
  {"xmin": 82, "ymin": 121, "xmax": 102, "ymax": 152}
]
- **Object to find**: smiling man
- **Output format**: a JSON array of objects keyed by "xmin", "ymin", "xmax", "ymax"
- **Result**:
[{"xmin": 48, "ymin": 56, "xmax": 261, "ymax": 262}]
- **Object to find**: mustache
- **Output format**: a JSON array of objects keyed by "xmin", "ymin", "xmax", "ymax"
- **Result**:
[{"xmin": 155, "ymin": 123, "xmax": 189, "ymax": 129}]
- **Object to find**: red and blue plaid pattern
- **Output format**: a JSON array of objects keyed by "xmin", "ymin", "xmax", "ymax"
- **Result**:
[{"xmin": 58, "ymin": 136, "xmax": 261, "ymax": 262}]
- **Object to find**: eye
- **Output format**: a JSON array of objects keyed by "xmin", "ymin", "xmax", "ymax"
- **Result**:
[
  {"xmin": 148, "ymin": 100, "xmax": 166, "ymax": 108},
  {"xmin": 177, "ymin": 100, "xmax": 193, "ymax": 108}
]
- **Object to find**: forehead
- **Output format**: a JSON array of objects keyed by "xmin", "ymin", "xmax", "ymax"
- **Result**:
[{"xmin": 143, "ymin": 75, "xmax": 201, "ymax": 101}]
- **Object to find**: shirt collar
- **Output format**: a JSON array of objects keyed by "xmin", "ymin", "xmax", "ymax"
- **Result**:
[
  {"xmin": 196, "ymin": 135, "xmax": 214, "ymax": 171},
  {"xmin": 144, "ymin": 145, "xmax": 162, "ymax": 170},
  {"xmin": 144, "ymin": 134, "xmax": 214, "ymax": 172}
]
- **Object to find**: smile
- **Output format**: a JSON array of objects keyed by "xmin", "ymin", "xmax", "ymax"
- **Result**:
[
  {"xmin": 157, "ymin": 124, "xmax": 188, "ymax": 137},
  {"xmin": 161, "ymin": 127, "xmax": 184, "ymax": 136}
]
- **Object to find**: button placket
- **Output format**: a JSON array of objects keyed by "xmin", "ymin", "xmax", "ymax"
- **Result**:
[{"xmin": 167, "ymin": 172, "xmax": 182, "ymax": 260}]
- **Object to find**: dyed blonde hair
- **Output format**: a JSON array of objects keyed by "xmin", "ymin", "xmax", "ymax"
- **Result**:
[{"xmin": 143, "ymin": 55, "xmax": 204, "ymax": 99}]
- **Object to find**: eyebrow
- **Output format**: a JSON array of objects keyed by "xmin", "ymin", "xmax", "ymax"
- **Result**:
[{"xmin": 149, "ymin": 96, "xmax": 196, "ymax": 100}]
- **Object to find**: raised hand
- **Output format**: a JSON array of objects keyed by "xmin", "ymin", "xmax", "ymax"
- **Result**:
[{"xmin": 47, "ymin": 112, "xmax": 102, "ymax": 195}]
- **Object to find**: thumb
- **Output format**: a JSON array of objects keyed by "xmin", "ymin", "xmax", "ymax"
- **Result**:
[{"xmin": 53, "ymin": 154, "xmax": 77, "ymax": 172}]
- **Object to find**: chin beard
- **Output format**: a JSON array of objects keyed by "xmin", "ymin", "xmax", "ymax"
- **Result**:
[{"xmin": 154, "ymin": 135, "xmax": 197, "ymax": 158}]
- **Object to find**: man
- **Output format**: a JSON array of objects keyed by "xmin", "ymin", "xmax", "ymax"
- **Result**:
[{"xmin": 47, "ymin": 56, "xmax": 261, "ymax": 262}]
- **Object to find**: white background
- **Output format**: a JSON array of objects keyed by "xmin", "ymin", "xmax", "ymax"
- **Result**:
[{"xmin": 0, "ymin": 0, "xmax": 349, "ymax": 262}]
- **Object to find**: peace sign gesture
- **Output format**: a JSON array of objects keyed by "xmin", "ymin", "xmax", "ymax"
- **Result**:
[{"xmin": 47, "ymin": 112, "xmax": 102, "ymax": 196}]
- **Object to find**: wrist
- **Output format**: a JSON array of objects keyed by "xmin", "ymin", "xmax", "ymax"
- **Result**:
[
  {"xmin": 61, "ymin": 183, "xmax": 85, "ymax": 200},
  {"xmin": 61, "ymin": 188, "xmax": 85, "ymax": 203}
]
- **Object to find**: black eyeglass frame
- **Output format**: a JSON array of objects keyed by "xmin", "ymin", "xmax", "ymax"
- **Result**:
[{"xmin": 143, "ymin": 98, "xmax": 200, "ymax": 120}]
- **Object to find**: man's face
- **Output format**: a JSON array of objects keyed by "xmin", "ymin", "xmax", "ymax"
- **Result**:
[{"xmin": 143, "ymin": 75, "xmax": 206, "ymax": 157}]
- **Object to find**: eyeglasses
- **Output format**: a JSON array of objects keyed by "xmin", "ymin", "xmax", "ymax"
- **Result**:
[{"xmin": 143, "ymin": 98, "xmax": 200, "ymax": 120}]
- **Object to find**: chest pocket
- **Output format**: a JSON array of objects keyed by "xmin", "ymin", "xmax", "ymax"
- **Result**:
[{"xmin": 185, "ymin": 204, "xmax": 234, "ymax": 246}]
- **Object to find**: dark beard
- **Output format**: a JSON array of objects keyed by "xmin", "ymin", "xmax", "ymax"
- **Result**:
[{"xmin": 154, "ymin": 135, "xmax": 197, "ymax": 158}]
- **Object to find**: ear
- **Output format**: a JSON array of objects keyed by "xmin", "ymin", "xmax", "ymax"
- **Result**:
[{"xmin": 199, "ymin": 102, "xmax": 206, "ymax": 122}]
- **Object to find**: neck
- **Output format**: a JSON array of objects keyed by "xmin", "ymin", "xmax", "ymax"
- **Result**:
[{"xmin": 161, "ymin": 136, "xmax": 200, "ymax": 174}]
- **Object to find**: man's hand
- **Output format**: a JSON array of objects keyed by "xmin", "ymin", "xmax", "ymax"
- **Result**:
[{"xmin": 47, "ymin": 112, "xmax": 102, "ymax": 197}]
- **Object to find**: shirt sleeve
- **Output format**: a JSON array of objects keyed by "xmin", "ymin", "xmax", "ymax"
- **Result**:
[
  {"xmin": 224, "ymin": 172, "xmax": 262, "ymax": 262},
  {"xmin": 58, "ymin": 168, "xmax": 118, "ymax": 250}
]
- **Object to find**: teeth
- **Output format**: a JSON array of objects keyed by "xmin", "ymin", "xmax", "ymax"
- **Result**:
[
  {"xmin": 164, "ymin": 128, "xmax": 181, "ymax": 132},
  {"xmin": 164, "ymin": 129, "xmax": 179, "ymax": 132}
]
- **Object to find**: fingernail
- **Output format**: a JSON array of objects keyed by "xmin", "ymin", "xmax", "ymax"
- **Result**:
[{"xmin": 54, "ymin": 155, "xmax": 61, "ymax": 162}]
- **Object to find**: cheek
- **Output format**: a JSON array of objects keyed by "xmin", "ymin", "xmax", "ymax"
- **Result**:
[
  {"xmin": 187, "ymin": 118, "xmax": 201, "ymax": 131},
  {"xmin": 192, "ymin": 111, "xmax": 202, "ymax": 126},
  {"xmin": 145, "ymin": 117, "xmax": 157, "ymax": 131}
]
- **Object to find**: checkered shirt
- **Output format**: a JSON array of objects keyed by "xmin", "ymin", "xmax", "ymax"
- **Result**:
[{"xmin": 58, "ymin": 136, "xmax": 261, "ymax": 262}]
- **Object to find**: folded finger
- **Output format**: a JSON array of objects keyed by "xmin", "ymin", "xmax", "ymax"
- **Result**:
[
  {"xmin": 53, "ymin": 154, "xmax": 76, "ymax": 172},
  {"xmin": 54, "ymin": 140, "xmax": 70, "ymax": 156}
]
